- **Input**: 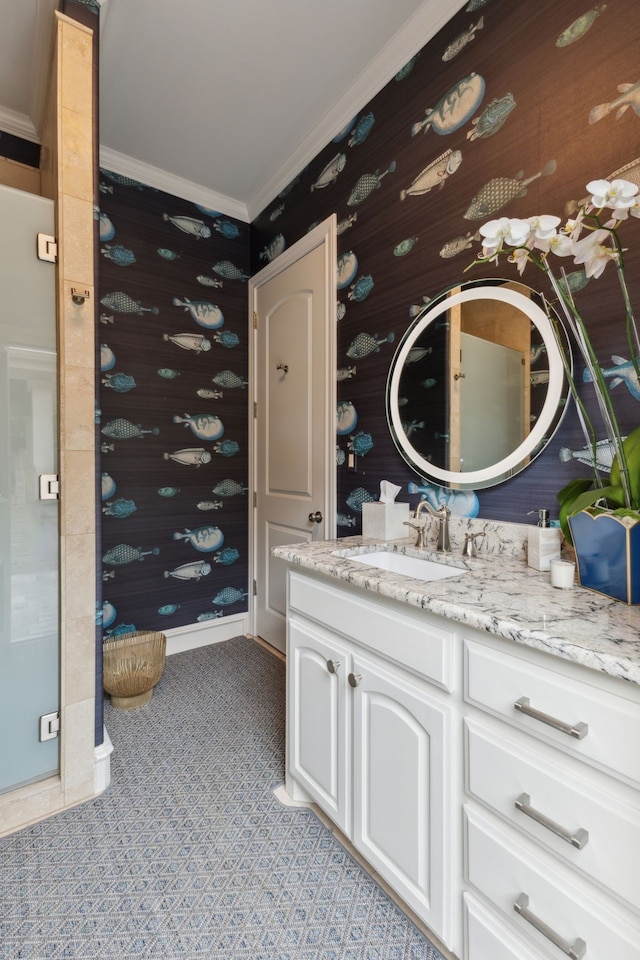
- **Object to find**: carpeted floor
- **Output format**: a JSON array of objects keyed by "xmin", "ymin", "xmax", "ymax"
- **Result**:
[{"xmin": 0, "ymin": 636, "xmax": 446, "ymax": 959}]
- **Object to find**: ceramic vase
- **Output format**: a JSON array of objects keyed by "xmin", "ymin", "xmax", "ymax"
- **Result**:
[{"xmin": 568, "ymin": 508, "xmax": 640, "ymax": 605}]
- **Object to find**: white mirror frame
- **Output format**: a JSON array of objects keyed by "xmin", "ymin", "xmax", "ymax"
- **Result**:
[{"xmin": 387, "ymin": 284, "xmax": 566, "ymax": 488}]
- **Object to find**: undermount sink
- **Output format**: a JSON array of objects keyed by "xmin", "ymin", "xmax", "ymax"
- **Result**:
[{"xmin": 343, "ymin": 550, "xmax": 465, "ymax": 582}]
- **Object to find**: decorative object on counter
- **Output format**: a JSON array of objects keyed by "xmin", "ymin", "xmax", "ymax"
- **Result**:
[
  {"xmin": 527, "ymin": 508, "xmax": 561, "ymax": 571},
  {"xmin": 568, "ymin": 508, "xmax": 640, "ymax": 604},
  {"xmin": 469, "ymin": 176, "xmax": 640, "ymax": 601},
  {"xmin": 550, "ymin": 557, "xmax": 576, "ymax": 590},
  {"xmin": 103, "ymin": 631, "xmax": 167, "ymax": 708},
  {"xmin": 362, "ymin": 480, "xmax": 409, "ymax": 540}
]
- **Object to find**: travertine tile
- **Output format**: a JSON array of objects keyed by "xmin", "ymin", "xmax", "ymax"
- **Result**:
[
  {"xmin": 59, "ymin": 363, "xmax": 96, "ymax": 450},
  {"xmin": 61, "ymin": 697, "xmax": 95, "ymax": 799},
  {"xmin": 59, "ymin": 106, "xmax": 93, "ymax": 202},
  {"xmin": 58, "ymin": 195, "xmax": 95, "ymax": 284},
  {"xmin": 64, "ymin": 614, "xmax": 97, "ymax": 706},
  {"xmin": 60, "ymin": 23, "xmax": 93, "ymax": 119},
  {"xmin": 60, "ymin": 449, "xmax": 96, "ymax": 536},
  {"xmin": 59, "ymin": 279, "xmax": 95, "ymax": 368},
  {"xmin": 61, "ymin": 531, "xmax": 96, "ymax": 622}
]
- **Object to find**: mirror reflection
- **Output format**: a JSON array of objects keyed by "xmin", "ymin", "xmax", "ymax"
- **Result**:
[{"xmin": 386, "ymin": 279, "xmax": 569, "ymax": 490}]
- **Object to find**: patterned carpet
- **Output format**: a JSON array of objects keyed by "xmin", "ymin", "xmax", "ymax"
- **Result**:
[{"xmin": 0, "ymin": 636, "xmax": 445, "ymax": 959}]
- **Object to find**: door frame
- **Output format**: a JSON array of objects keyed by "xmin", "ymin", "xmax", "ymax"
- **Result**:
[{"xmin": 248, "ymin": 215, "xmax": 337, "ymax": 637}]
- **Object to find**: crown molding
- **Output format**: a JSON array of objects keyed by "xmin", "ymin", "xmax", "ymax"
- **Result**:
[
  {"xmin": 246, "ymin": 0, "xmax": 467, "ymax": 221},
  {"xmin": 98, "ymin": 146, "xmax": 250, "ymax": 222},
  {"xmin": 0, "ymin": 105, "xmax": 39, "ymax": 143}
]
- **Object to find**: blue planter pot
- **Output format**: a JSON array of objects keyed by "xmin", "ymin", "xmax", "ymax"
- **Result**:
[{"xmin": 568, "ymin": 508, "xmax": 640, "ymax": 605}]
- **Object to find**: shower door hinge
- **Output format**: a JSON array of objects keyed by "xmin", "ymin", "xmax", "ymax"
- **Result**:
[
  {"xmin": 40, "ymin": 711, "xmax": 60, "ymax": 742},
  {"xmin": 253, "ymin": 579, "xmax": 257, "ymax": 596},
  {"xmin": 39, "ymin": 474, "xmax": 60, "ymax": 500},
  {"xmin": 37, "ymin": 233, "xmax": 58, "ymax": 263}
]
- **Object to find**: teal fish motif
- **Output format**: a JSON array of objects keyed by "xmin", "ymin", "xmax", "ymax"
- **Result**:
[
  {"xmin": 337, "ymin": 401, "xmax": 358, "ymax": 435},
  {"xmin": 214, "ymin": 219, "xmax": 240, "ymax": 239},
  {"xmin": 101, "ymin": 244, "xmax": 136, "ymax": 266},
  {"xmin": 102, "ymin": 601, "xmax": 116, "ymax": 628},
  {"xmin": 559, "ymin": 439, "xmax": 618, "ymax": 472},
  {"xmin": 212, "ymin": 587, "xmax": 248, "ymax": 606},
  {"xmin": 311, "ymin": 153, "xmax": 346, "ymax": 191},
  {"xmin": 162, "ymin": 213, "xmax": 211, "ymax": 238},
  {"xmin": 158, "ymin": 604, "xmax": 180, "ymax": 616},
  {"xmin": 172, "ymin": 413, "xmax": 224, "ymax": 441},
  {"xmin": 259, "ymin": 234, "xmax": 286, "ymax": 262},
  {"xmin": 101, "ymin": 473, "xmax": 116, "ymax": 500},
  {"xmin": 347, "ymin": 162, "xmax": 396, "ymax": 206},
  {"xmin": 214, "ymin": 548, "xmax": 240, "ymax": 565},
  {"xmin": 101, "ymin": 170, "xmax": 145, "ymax": 188},
  {"xmin": 395, "ymin": 55, "xmax": 419, "ymax": 81},
  {"xmin": 345, "ymin": 487, "xmax": 375, "ymax": 512},
  {"xmin": 197, "ymin": 500, "xmax": 223, "ymax": 511},
  {"xmin": 196, "ymin": 275, "xmax": 223, "ymax": 287},
  {"xmin": 346, "ymin": 331, "xmax": 395, "ymax": 359},
  {"xmin": 213, "ymin": 331, "xmax": 240, "ymax": 348},
  {"xmin": 163, "ymin": 448, "xmax": 212, "ymax": 466},
  {"xmin": 211, "ymin": 261, "xmax": 249, "ymax": 281},
  {"xmin": 337, "ymin": 366, "xmax": 356, "ymax": 381},
  {"xmin": 411, "ymin": 73, "xmax": 485, "ymax": 136},
  {"xmin": 589, "ymin": 79, "xmax": 640, "ymax": 125},
  {"xmin": 583, "ymin": 355, "xmax": 640, "ymax": 400},
  {"xmin": 102, "ymin": 498, "xmax": 137, "ymax": 519},
  {"xmin": 348, "ymin": 275, "xmax": 374, "ymax": 302},
  {"xmin": 348, "ymin": 432, "xmax": 373, "ymax": 456},
  {"xmin": 337, "ymin": 251, "xmax": 358, "ymax": 290},
  {"xmin": 164, "ymin": 561, "xmax": 212, "ymax": 581},
  {"xmin": 439, "ymin": 231, "xmax": 480, "ymax": 259},
  {"xmin": 158, "ymin": 487, "xmax": 180, "ymax": 497},
  {"xmin": 158, "ymin": 248, "xmax": 180, "ymax": 260},
  {"xmin": 158, "ymin": 368, "xmax": 180, "ymax": 379},
  {"xmin": 173, "ymin": 526, "xmax": 224, "ymax": 553},
  {"xmin": 102, "ymin": 544, "xmax": 159, "ymax": 565},
  {"xmin": 98, "ymin": 213, "xmax": 115, "ymax": 241},
  {"xmin": 163, "ymin": 333, "xmax": 211, "ymax": 353},
  {"xmin": 100, "ymin": 291, "xmax": 159, "ymax": 315},
  {"xmin": 197, "ymin": 388, "xmax": 223, "ymax": 399},
  {"xmin": 101, "ymin": 419, "xmax": 159, "ymax": 440},
  {"xmin": 197, "ymin": 611, "xmax": 223, "ymax": 621},
  {"xmin": 394, "ymin": 238, "xmax": 418, "ymax": 257},
  {"xmin": 337, "ymin": 513, "xmax": 357, "ymax": 527},
  {"xmin": 400, "ymin": 149, "xmax": 462, "ymax": 200},
  {"xmin": 172, "ymin": 297, "xmax": 224, "ymax": 329},
  {"xmin": 102, "ymin": 372, "xmax": 137, "ymax": 393},
  {"xmin": 212, "ymin": 479, "xmax": 248, "ymax": 497},
  {"xmin": 213, "ymin": 440, "xmax": 240, "ymax": 457},
  {"xmin": 557, "ymin": 5, "xmax": 607, "ymax": 47},
  {"xmin": 467, "ymin": 94, "xmax": 516, "ymax": 141},
  {"xmin": 100, "ymin": 344, "xmax": 116, "ymax": 371},
  {"xmin": 348, "ymin": 113, "xmax": 375, "ymax": 147},
  {"xmin": 212, "ymin": 370, "xmax": 248, "ymax": 389},
  {"xmin": 464, "ymin": 160, "xmax": 557, "ymax": 220},
  {"xmin": 442, "ymin": 17, "xmax": 483, "ymax": 61}
]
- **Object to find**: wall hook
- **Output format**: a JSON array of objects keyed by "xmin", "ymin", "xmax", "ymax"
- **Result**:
[
  {"xmin": 277, "ymin": 363, "xmax": 289, "ymax": 374},
  {"xmin": 71, "ymin": 287, "xmax": 90, "ymax": 306}
]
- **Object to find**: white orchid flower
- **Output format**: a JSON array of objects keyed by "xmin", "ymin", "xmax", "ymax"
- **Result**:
[
  {"xmin": 508, "ymin": 247, "xmax": 531, "ymax": 275},
  {"xmin": 572, "ymin": 228, "xmax": 618, "ymax": 278},
  {"xmin": 547, "ymin": 232, "xmax": 574, "ymax": 257},
  {"xmin": 528, "ymin": 215, "xmax": 561, "ymax": 241},
  {"xmin": 586, "ymin": 178, "xmax": 638, "ymax": 211}
]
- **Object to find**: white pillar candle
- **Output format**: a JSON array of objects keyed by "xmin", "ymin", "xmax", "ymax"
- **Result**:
[{"xmin": 550, "ymin": 558, "xmax": 575, "ymax": 589}]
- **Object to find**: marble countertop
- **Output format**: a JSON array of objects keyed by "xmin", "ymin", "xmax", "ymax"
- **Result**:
[{"xmin": 273, "ymin": 535, "xmax": 640, "ymax": 686}]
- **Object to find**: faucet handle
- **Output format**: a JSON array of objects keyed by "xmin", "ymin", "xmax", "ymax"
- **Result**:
[
  {"xmin": 404, "ymin": 520, "xmax": 426, "ymax": 548},
  {"xmin": 463, "ymin": 531, "xmax": 485, "ymax": 557}
]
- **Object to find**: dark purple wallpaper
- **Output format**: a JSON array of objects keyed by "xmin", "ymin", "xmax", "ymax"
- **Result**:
[{"xmin": 251, "ymin": 0, "xmax": 640, "ymax": 534}]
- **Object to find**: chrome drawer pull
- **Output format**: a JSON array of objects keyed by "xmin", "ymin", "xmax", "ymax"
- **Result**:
[
  {"xmin": 326, "ymin": 659, "xmax": 341, "ymax": 674},
  {"xmin": 514, "ymin": 893, "xmax": 586, "ymax": 959},
  {"xmin": 515, "ymin": 793, "xmax": 589, "ymax": 849},
  {"xmin": 514, "ymin": 697, "xmax": 588, "ymax": 739}
]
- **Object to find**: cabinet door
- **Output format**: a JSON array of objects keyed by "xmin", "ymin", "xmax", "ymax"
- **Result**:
[
  {"xmin": 288, "ymin": 617, "xmax": 351, "ymax": 833},
  {"xmin": 351, "ymin": 653, "xmax": 451, "ymax": 945}
]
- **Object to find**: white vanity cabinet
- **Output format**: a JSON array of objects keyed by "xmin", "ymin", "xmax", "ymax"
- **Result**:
[
  {"xmin": 286, "ymin": 570, "xmax": 455, "ymax": 947},
  {"xmin": 462, "ymin": 633, "xmax": 640, "ymax": 960}
]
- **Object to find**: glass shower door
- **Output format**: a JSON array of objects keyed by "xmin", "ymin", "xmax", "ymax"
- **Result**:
[{"xmin": 0, "ymin": 184, "xmax": 59, "ymax": 793}]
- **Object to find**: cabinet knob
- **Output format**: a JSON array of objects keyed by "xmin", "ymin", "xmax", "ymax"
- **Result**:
[
  {"xmin": 326, "ymin": 659, "xmax": 340, "ymax": 674},
  {"xmin": 348, "ymin": 672, "xmax": 362, "ymax": 688}
]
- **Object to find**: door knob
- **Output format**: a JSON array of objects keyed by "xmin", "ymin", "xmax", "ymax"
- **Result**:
[
  {"xmin": 308, "ymin": 511, "xmax": 323, "ymax": 523},
  {"xmin": 348, "ymin": 673, "xmax": 362, "ymax": 688},
  {"xmin": 326, "ymin": 659, "xmax": 341, "ymax": 674}
]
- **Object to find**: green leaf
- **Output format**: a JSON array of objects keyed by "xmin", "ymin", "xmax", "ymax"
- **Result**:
[{"xmin": 556, "ymin": 478, "xmax": 593, "ymax": 507}]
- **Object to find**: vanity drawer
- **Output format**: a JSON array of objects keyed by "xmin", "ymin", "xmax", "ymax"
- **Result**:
[
  {"xmin": 464, "ymin": 637, "xmax": 640, "ymax": 785},
  {"xmin": 465, "ymin": 803, "xmax": 640, "ymax": 960},
  {"xmin": 288, "ymin": 571, "xmax": 455, "ymax": 689},
  {"xmin": 465, "ymin": 717, "xmax": 640, "ymax": 910},
  {"xmin": 464, "ymin": 892, "xmax": 541, "ymax": 960}
]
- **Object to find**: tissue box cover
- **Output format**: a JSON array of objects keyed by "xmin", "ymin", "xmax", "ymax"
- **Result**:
[{"xmin": 362, "ymin": 502, "xmax": 410, "ymax": 540}]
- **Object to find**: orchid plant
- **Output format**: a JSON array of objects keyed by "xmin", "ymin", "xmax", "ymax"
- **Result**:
[{"xmin": 468, "ymin": 177, "xmax": 640, "ymax": 542}]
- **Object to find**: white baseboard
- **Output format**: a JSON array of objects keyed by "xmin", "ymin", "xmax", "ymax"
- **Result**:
[
  {"xmin": 94, "ymin": 725, "xmax": 114, "ymax": 795},
  {"xmin": 164, "ymin": 612, "xmax": 250, "ymax": 656}
]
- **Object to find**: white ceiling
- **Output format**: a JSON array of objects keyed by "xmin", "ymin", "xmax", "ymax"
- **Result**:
[{"xmin": 0, "ymin": 0, "xmax": 466, "ymax": 221}]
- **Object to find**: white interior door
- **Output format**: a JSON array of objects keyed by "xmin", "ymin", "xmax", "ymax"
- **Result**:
[{"xmin": 251, "ymin": 217, "xmax": 336, "ymax": 652}]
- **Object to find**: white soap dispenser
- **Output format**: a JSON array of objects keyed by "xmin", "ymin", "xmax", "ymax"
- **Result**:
[{"xmin": 527, "ymin": 508, "xmax": 561, "ymax": 571}]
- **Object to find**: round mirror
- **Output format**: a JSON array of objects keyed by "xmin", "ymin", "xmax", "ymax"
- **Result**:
[{"xmin": 386, "ymin": 279, "xmax": 570, "ymax": 490}]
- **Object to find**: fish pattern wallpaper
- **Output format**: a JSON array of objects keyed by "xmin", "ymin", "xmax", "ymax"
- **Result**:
[
  {"xmin": 97, "ymin": 176, "xmax": 250, "ymax": 637},
  {"xmin": 252, "ymin": 0, "xmax": 640, "ymax": 533}
]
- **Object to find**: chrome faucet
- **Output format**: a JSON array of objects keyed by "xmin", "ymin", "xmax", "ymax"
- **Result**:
[{"xmin": 414, "ymin": 501, "xmax": 452, "ymax": 553}]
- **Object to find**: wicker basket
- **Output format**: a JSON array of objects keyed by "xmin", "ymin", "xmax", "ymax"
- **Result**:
[{"xmin": 103, "ymin": 631, "xmax": 167, "ymax": 709}]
